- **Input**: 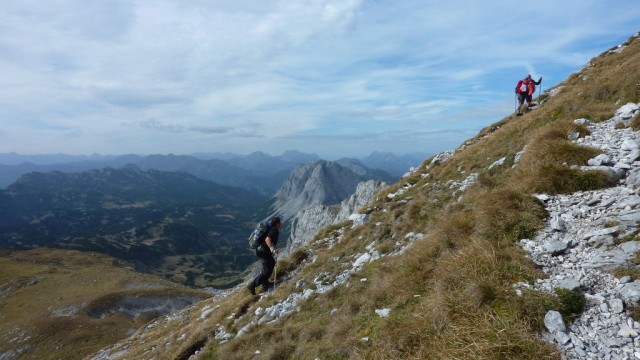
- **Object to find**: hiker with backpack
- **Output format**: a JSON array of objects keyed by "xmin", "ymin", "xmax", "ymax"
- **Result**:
[
  {"xmin": 247, "ymin": 216, "xmax": 282, "ymax": 295},
  {"xmin": 515, "ymin": 74, "xmax": 542, "ymax": 116}
]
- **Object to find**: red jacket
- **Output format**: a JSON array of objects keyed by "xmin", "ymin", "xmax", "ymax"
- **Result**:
[{"xmin": 515, "ymin": 79, "xmax": 535, "ymax": 95}]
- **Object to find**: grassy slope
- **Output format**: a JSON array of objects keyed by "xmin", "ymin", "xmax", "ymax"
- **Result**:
[
  {"xmin": 0, "ymin": 248, "xmax": 209, "ymax": 360},
  {"xmin": 88, "ymin": 33, "xmax": 640, "ymax": 360}
]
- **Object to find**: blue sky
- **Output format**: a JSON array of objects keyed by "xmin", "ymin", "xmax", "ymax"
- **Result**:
[{"xmin": 0, "ymin": 1, "xmax": 638, "ymax": 159}]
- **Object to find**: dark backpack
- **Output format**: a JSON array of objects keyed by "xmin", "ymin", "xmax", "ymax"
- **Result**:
[{"xmin": 248, "ymin": 222, "xmax": 270, "ymax": 250}]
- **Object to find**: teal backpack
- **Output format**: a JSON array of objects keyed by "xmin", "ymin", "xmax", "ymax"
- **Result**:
[{"xmin": 248, "ymin": 222, "xmax": 270, "ymax": 250}]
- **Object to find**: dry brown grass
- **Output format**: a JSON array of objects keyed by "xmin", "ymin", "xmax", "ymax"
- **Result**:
[
  {"xmin": 631, "ymin": 112, "xmax": 640, "ymax": 130},
  {"xmin": 348, "ymin": 237, "xmax": 558, "ymax": 360},
  {"xmin": 522, "ymin": 121, "xmax": 600, "ymax": 164},
  {"xmin": 475, "ymin": 188, "xmax": 546, "ymax": 243},
  {"xmin": 508, "ymin": 120, "xmax": 614, "ymax": 194}
]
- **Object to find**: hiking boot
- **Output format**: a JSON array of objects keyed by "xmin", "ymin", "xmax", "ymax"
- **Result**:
[
  {"xmin": 247, "ymin": 283, "xmax": 256, "ymax": 295},
  {"xmin": 262, "ymin": 281, "xmax": 275, "ymax": 290},
  {"xmin": 519, "ymin": 104, "xmax": 528, "ymax": 115},
  {"xmin": 516, "ymin": 112, "xmax": 522, "ymax": 116}
]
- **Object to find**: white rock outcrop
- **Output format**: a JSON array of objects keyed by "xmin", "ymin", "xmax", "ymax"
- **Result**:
[{"xmin": 284, "ymin": 180, "xmax": 387, "ymax": 255}]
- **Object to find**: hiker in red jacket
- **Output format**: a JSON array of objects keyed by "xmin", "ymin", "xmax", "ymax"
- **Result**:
[{"xmin": 515, "ymin": 74, "xmax": 542, "ymax": 116}]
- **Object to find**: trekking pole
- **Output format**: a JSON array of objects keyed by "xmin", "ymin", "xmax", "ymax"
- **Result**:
[
  {"xmin": 538, "ymin": 84, "xmax": 542, "ymax": 104},
  {"xmin": 538, "ymin": 78, "xmax": 543, "ymax": 104},
  {"xmin": 273, "ymin": 254, "xmax": 277, "ymax": 291}
]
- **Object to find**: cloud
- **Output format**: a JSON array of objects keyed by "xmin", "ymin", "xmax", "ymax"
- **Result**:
[
  {"xmin": 91, "ymin": 86, "xmax": 187, "ymax": 109},
  {"xmin": 131, "ymin": 118, "xmax": 232, "ymax": 135},
  {"xmin": 0, "ymin": 0, "xmax": 639, "ymax": 158}
]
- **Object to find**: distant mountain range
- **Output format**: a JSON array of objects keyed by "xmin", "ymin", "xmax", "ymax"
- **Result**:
[
  {"xmin": 362, "ymin": 151, "xmax": 427, "ymax": 176},
  {"xmin": 0, "ymin": 150, "xmax": 428, "ymax": 193},
  {"xmin": 0, "ymin": 166, "xmax": 268, "ymax": 287}
]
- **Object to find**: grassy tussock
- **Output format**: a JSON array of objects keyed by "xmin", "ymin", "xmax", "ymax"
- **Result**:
[
  {"xmin": 310, "ymin": 221, "xmax": 350, "ymax": 243},
  {"xmin": 511, "ymin": 121, "xmax": 613, "ymax": 194},
  {"xmin": 520, "ymin": 121, "xmax": 601, "ymax": 165},
  {"xmin": 475, "ymin": 189, "xmax": 546, "ymax": 243},
  {"xmin": 517, "ymin": 163, "xmax": 613, "ymax": 195},
  {"xmin": 631, "ymin": 113, "xmax": 640, "ymax": 130},
  {"xmin": 271, "ymin": 247, "xmax": 309, "ymax": 278},
  {"xmin": 428, "ymin": 209, "xmax": 475, "ymax": 250}
]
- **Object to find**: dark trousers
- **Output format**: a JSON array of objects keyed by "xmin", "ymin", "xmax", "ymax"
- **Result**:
[
  {"xmin": 252, "ymin": 250, "xmax": 275, "ymax": 287},
  {"xmin": 517, "ymin": 92, "xmax": 532, "ymax": 106},
  {"xmin": 517, "ymin": 92, "xmax": 533, "ymax": 114}
]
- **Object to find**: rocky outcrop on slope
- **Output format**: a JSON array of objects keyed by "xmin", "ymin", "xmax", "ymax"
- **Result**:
[
  {"xmin": 272, "ymin": 160, "xmax": 392, "ymax": 220},
  {"xmin": 284, "ymin": 180, "xmax": 388, "ymax": 255},
  {"xmin": 517, "ymin": 103, "xmax": 640, "ymax": 360}
]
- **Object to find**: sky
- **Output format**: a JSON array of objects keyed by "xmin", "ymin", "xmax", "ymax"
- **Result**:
[{"xmin": 1, "ymin": 1, "xmax": 639, "ymax": 160}]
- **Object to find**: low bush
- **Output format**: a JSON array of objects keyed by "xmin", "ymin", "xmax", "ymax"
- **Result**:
[{"xmin": 555, "ymin": 288, "xmax": 586, "ymax": 317}]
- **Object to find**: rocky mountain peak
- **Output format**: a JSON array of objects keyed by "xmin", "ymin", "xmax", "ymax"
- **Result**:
[
  {"xmin": 273, "ymin": 160, "xmax": 393, "ymax": 220},
  {"xmin": 284, "ymin": 179, "xmax": 388, "ymax": 256}
]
